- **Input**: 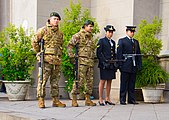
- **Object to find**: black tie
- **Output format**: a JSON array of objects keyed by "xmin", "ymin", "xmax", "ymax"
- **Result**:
[{"xmin": 130, "ymin": 39, "xmax": 135, "ymax": 53}]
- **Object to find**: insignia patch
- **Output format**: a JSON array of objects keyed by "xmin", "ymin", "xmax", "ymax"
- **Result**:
[{"xmin": 131, "ymin": 28, "xmax": 135, "ymax": 31}]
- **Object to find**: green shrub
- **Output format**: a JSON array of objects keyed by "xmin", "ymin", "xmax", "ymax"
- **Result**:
[
  {"xmin": 134, "ymin": 17, "xmax": 162, "ymax": 56},
  {"xmin": 134, "ymin": 17, "xmax": 169, "ymax": 88},
  {"xmin": 136, "ymin": 59, "xmax": 169, "ymax": 88},
  {"xmin": 0, "ymin": 23, "xmax": 36, "ymax": 82}
]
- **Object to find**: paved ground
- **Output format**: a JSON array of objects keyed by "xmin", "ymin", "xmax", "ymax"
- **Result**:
[{"xmin": 0, "ymin": 93, "xmax": 169, "ymax": 120}]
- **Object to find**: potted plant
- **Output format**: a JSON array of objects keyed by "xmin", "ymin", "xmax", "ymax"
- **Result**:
[
  {"xmin": 60, "ymin": 0, "xmax": 100, "ymax": 99},
  {"xmin": 0, "ymin": 23, "xmax": 36, "ymax": 100},
  {"xmin": 136, "ymin": 58, "xmax": 169, "ymax": 102},
  {"xmin": 135, "ymin": 17, "xmax": 169, "ymax": 103}
]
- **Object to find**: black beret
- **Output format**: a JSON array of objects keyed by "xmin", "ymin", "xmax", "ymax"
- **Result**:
[
  {"xmin": 104, "ymin": 25, "xmax": 116, "ymax": 32},
  {"xmin": 50, "ymin": 12, "xmax": 61, "ymax": 20},
  {"xmin": 82, "ymin": 20, "xmax": 94, "ymax": 28},
  {"xmin": 126, "ymin": 26, "xmax": 136, "ymax": 32}
]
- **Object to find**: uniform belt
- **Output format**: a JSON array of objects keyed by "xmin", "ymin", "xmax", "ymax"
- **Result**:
[
  {"xmin": 45, "ymin": 48, "xmax": 57, "ymax": 54},
  {"xmin": 79, "ymin": 55, "xmax": 93, "ymax": 59}
]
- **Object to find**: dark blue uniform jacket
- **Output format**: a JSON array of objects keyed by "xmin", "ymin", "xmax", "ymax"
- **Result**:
[
  {"xmin": 96, "ymin": 36, "xmax": 116, "ymax": 69},
  {"xmin": 117, "ymin": 36, "xmax": 142, "ymax": 73}
]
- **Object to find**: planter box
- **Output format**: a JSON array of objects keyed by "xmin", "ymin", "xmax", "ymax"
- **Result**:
[
  {"xmin": 142, "ymin": 87, "xmax": 163, "ymax": 103},
  {"xmin": 0, "ymin": 80, "xmax": 2, "ymax": 90},
  {"xmin": 3, "ymin": 81, "xmax": 30, "ymax": 101}
]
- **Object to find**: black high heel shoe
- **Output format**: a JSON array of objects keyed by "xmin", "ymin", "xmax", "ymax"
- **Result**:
[
  {"xmin": 98, "ymin": 101, "xmax": 105, "ymax": 106},
  {"xmin": 105, "ymin": 101, "xmax": 115, "ymax": 105}
]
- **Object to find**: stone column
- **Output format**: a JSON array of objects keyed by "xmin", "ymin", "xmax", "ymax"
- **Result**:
[
  {"xmin": 92, "ymin": 59, "xmax": 100, "ymax": 99},
  {"xmin": 9, "ymin": 0, "xmax": 37, "ymax": 30},
  {"xmin": 0, "ymin": 0, "xmax": 11, "ymax": 30},
  {"xmin": 159, "ymin": 0, "xmax": 169, "ymax": 102},
  {"xmin": 159, "ymin": 56, "xmax": 169, "ymax": 102}
]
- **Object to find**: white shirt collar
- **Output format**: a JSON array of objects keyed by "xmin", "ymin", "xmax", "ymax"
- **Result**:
[{"xmin": 127, "ymin": 35, "xmax": 132, "ymax": 39}]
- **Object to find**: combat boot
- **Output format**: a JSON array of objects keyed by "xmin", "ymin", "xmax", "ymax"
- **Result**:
[
  {"xmin": 85, "ymin": 94, "xmax": 96, "ymax": 106},
  {"xmin": 52, "ymin": 98, "xmax": 66, "ymax": 107},
  {"xmin": 38, "ymin": 97, "xmax": 45, "ymax": 108},
  {"xmin": 72, "ymin": 94, "xmax": 78, "ymax": 107}
]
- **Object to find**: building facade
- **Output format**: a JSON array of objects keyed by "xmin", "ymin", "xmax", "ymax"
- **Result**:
[{"xmin": 0, "ymin": 0, "xmax": 169, "ymax": 101}]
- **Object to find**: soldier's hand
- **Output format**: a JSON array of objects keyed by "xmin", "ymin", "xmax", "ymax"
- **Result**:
[
  {"xmin": 36, "ymin": 52, "xmax": 41, "ymax": 57},
  {"xmin": 36, "ymin": 52, "xmax": 41, "ymax": 61}
]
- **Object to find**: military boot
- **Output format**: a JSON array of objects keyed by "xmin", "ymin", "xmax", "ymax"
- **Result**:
[
  {"xmin": 72, "ymin": 94, "xmax": 78, "ymax": 107},
  {"xmin": 52, "ymin": 98, "xmax": 66, "ymax": 107},
  {"xmin": 85, "ymin": 94, "xmax": 96, "ymax": 106},
  {"xmin": 38, "ymin": 97, "xmax": 45, "ymax": 108}
]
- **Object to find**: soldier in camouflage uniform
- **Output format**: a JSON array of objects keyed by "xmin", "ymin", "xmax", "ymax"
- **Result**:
[
  {"xmin": 32, "ymin": 12, "xmax": 66, "ymax": 108},
  {"xmin": 67, "ymin": 20, "xmax": 96, "ymax": 107}
]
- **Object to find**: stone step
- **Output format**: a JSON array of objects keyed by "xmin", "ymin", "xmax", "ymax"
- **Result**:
[{"xmin": 0, "ymin": 112, "xmax": 30, "ymax": 120}]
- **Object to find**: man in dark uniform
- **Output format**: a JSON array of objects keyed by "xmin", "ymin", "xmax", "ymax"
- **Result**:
[{"xmin": 117, "ymin": 26, "xmax": 142, "ymax": 105}]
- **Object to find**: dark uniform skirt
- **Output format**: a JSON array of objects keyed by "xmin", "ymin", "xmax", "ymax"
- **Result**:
[{"xmin": 100, "ymin": 68, "xmax": 116, "ymax": 80}]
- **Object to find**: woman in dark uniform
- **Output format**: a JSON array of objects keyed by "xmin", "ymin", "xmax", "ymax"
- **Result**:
[{"xmin": 96, "ymin": 25, "xmax": 116, "ymax": 106}]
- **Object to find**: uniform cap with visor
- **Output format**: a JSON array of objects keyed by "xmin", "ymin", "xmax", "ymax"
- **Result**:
[
  {"xmin": 104, "ymin": 25, "xmax": 116, "ymax": 32},
  {"xmin": 126, "ymin": 26, "xmax": 136, "ymax": 32}
]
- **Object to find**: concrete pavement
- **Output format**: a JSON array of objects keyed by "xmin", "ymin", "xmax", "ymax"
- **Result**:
[{"xmin": 0, "ymin": 93, "xmax": 169, "ymax": 120}]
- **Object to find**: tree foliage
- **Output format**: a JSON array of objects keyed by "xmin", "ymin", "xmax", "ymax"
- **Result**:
[
  {"xmin": 134, "ymin": 17, "xmax": 162, "ymax": 56},
  {"xmin": 60, "ymin": 0, "xmax": 100, "ymax": 92},
  {"xmin": 135, "ymin": 17, "xmax": 169, "ymax": 88},
  {"xmin": 0, "ymin": 23, "xmax": 36, "ymax": 82}
]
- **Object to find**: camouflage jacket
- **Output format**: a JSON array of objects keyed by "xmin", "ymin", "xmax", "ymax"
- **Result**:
[
  {"xmin": 67, "ymin": 29, "xmax": 95, "ymax": 67},
  {"xmin": 32, "ymin": 22, "xmax": 63, "ymax": 65}
]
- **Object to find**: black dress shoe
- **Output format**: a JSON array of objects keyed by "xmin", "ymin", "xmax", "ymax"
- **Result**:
[
  {"xmin": 98, "ymin": 101, "xmax": 105, "ymax": 106},
  {"xmin": 105, "ymin": 101, "xmax": 115, "ymax": 105},
  {"xmin": 128, "ymin": 101, "xmax": 139, "ymax": 104},
  {"xmin": 120, "ymin": 102, "xmax": 126, "ymax": 105}
]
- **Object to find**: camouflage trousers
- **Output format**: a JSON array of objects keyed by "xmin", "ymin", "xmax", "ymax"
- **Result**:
[
  {"xmin": 71, "ymin": 64, "xmax": 94, "ymax": 95},
  {"xmin": 37, "ymin": 62, "xmax": 61, "ymax": 98}
]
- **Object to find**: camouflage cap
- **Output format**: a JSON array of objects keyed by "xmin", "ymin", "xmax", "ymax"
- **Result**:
[{"xmin": 50, "ymin": 12, "xmax": 61, "ymax": 20}]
